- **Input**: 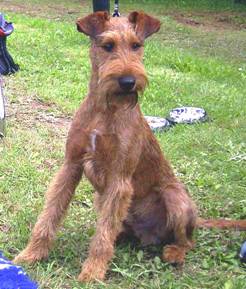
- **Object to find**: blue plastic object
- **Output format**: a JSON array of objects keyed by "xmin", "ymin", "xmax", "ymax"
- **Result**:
[
  {"xmin": 239, "ymin": 241, "xmax": 246, "ymax": 263},
  {"xmin": 0, "ymin": 252, "xmax": 38, "ymax": 289}
]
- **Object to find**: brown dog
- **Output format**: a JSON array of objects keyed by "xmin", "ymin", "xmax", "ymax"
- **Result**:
[{"xmin": 14, "ymin": 11, "xmax": 246, "ymax": 282}]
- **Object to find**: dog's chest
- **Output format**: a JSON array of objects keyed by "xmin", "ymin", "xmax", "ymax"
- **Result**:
[{"xmin": 83, "ymin": 130, "xmax": 119, "ymax": 191}]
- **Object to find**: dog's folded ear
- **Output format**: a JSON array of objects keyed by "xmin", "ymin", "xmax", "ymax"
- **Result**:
[
  {"xmin": 76, "ymin": 11, "xmax": 110, "ymax": 38},
  {"xmin": 128, "ymin": 11, "xmax": 161, "ymax": 40}
]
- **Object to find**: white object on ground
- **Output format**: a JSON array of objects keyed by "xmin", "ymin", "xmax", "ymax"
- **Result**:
[{"xmin": 168, "ymin": 107, "xmax": 207, "ymax": 124}]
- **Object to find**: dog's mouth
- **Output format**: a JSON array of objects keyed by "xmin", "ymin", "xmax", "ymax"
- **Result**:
[
  {"xmin": 118, "ymin": 91, "xmax": 138, "ymax": 108},
  {"xmin": 106, "ymin": 90, "xmax": 139, "ymax": 109},
  {"xmin": 117, "ymin": 90, "xmax": 137, "ymax": 98}
]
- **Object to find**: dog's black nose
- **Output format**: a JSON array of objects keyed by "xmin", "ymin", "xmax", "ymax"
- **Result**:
[{"xmin": 118, "ymin": 76, "xmax": 136, "ymax": 92}]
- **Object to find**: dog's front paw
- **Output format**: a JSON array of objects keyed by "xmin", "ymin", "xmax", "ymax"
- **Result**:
[
  {"xmin": 78, "ymin": 258, "xmax": 106, "ymax": 283},
  {"xmin": 13, "ymin": 245, "xmax": 49, "ymax": 264},
  {"xmin": 162, "ymin": 245, "xmax": 186, "ymax": 266}
]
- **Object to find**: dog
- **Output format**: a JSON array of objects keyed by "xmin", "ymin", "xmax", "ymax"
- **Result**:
[{"xmin": 14, "ymin": 11, "xmax": 246, "ymax": 283}]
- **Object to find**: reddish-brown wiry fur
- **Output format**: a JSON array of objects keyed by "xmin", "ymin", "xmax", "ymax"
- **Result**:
[
  {"xmin": 197, "ymin": 218, "xmax": 246, "ymax": 230},
  {"xmin": 14, "ymin": 11, "xmax": 246, "ymax": 283}
]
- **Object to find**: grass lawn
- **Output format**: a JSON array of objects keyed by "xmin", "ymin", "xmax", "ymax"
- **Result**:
[{"xmin": 0, "ymin": 0, "xmax": 246, "ymax": 288}]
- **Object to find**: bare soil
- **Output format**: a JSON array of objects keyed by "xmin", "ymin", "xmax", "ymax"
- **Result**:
[
  {"xmin": 7, "ymin": 97, "xmax": 71, "ymax": 131},
  {"xmin": 0, "ymin": 0, "xmax": 88, "ymax": 20},
  {"xmin": 172, "ymin": 12, "xmax": 246, "ymax": 31},
  {"xmin": 1, "ymin": 1, "xmax": 245, "ymax": 31}
]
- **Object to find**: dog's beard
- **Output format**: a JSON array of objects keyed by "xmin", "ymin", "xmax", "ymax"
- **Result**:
[
  {"xmin": 108, "ymin": 91, "xmax": 139, "ymax": 109},
  {"xmin": 99, "ymin": 76, "xmax": 146, "ymax": 110}
]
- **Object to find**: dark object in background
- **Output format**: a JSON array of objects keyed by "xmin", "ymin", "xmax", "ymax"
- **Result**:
[
  {"xmin": 112, "ymin": 0, "xmax": 120, "ymax": 17},
  {"xmin": 93, "ymin": 0, "xmax": 110, "ymax": 12},
  {"xmin": 234, "ymin": 0, "xmax": 246, "ymax": 3},
  {"xmin": 0, "ymin": 13, "xmax": 19, "ymax": 75}
]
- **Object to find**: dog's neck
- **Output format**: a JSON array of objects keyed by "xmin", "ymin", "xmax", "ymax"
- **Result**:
[{"xmin": 88, "ymin": 65, "xmax": 99, "ymax": 96}]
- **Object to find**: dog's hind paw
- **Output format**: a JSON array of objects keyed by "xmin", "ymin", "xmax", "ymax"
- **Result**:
[
  {"xmin": 162, "ymin": 245, "xmax": 186, "ymax": 266},
  {"xmin": 78, "ymin": 259, "xmax": 106, "ymax": 283}
]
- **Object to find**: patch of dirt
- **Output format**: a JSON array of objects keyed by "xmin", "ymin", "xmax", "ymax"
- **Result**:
[
  {"xmin": 0, "ymin": 0, "xmax": 88, "ymax": 20},
  {"xmin": 6, "ymin": 98, "xmax": 72, "ymax": 134},
  {"xmin": 1, "ymin": 69, "xmax": 71, "ymax": 141},
  {"xmin": 174, "ymin": 14, "xmax": 202, "ymax": 27},
  {"xmin": 172, "ymin": 12, "xmax": 246, "ymax": 31}
]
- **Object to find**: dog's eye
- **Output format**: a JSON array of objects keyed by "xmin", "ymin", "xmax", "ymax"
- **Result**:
[
  {"xmin": 102, "ymin": 43, "xmax": 114, "ymax": 52},
  {"xmin": 132, "ymin": 43, "xmax": 141, "ymax": 51}
]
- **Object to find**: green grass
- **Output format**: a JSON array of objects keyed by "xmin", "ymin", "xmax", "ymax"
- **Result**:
[{"xmin": 0, "ymin": 0, "xmax": 246, "ymax": 288}]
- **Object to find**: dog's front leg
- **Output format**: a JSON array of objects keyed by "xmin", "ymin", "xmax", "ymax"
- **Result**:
[
  {"xmin": 14, "ymin": 160, "xmax": 83, "ymax": 264},
  {"xmin": 78, "ymin": 178, "xmax": 133, "ymax": 283}
]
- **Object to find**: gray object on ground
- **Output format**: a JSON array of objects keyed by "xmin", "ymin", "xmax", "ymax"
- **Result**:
[
  {"xmin": 0, "ymin": 76, "xmax": 5, "ymax": 138},
  {"xmin": 145, "ymin": 116, "xmax": 172, "ymax": 132},
  {"xmin": 145, "ymin": 107, "xmax": 208, "ymax": 133}
]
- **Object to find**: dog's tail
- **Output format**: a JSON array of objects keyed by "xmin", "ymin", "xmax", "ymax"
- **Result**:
[{"xmin": 197, "ymin": 218, "xmax": 246, "ymax": 231}]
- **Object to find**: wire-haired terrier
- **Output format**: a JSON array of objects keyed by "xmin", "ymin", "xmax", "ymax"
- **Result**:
[{"xmin": 15, "ymin": 11, "xmax": 203, "ymax": 282}]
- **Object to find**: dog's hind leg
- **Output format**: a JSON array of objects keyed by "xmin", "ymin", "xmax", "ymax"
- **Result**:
[
  {"xmin": 14, "ymin": 161, "xmax": 83, "ymax": 264},
  {"xmin": 161, "ymin": 181, "xmax": 197, "ymax": 265}
]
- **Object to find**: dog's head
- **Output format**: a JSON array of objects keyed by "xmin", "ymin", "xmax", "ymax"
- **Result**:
[{"xmin": 76, "ymin": 11, "xmax": 160, "ymax": 107}]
